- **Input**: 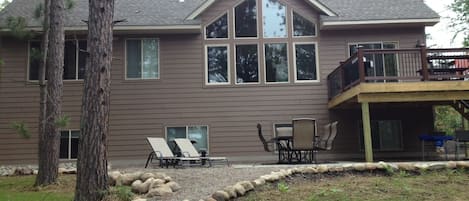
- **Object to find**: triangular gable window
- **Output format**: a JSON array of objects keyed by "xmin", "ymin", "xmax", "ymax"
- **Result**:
[
  {"xmin": 206, "ymin": 13, "xmax": 228, "ymax": 39},
  {"xmin": 293, "ymin": 12, "xmax": 316, "ymax": 37}
]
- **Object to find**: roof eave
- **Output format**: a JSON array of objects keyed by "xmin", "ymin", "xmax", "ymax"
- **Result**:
[
  {"xmin": 320, "ymin": 18, "xmax": 440, "ymax": 30},
  {"xmin": 306, "ymin": 0, "xmax": 337, "ymax": 16},
  {"xmin": 0, "ymin": 25, "xmax": 202, "ymax": 33},
  {"xmin": 186, "ymin": 0, "xmax": 216, "ymax": 20}
]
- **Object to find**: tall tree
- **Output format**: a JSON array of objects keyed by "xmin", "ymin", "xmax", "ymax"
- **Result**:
[
  {"xmin": 450, "ymin": 0, "xmax": 469, "ymax": 47},
  {"xmin": 36, "ymin": 0, "xmax": 65, "ymax": 186},
  {"xmin": 75, "ymin": 0, "xmax": 115, "ymax": 200}
]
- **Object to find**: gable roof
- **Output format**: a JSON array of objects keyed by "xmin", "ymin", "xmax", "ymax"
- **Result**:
[
  {"xmin": 0, "ymin": 0, "xmax": 439, "ymax": 32},
  {"xmin": 320, "ymin": 0, "xmax": 440, "ymax": 28}
]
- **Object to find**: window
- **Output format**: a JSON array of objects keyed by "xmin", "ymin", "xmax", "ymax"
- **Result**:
[
  {"xmin": 262, "ymin": 0, "xmax": 286, "ymax": 38},
  {"xmin": 29, "ymin": 40, "xmax": 87, "ymax": 81},
  {"xmin": 206, "ymin": 45, "xmax": 229, "ymax": 84},
  {"xmin": 265, "ymin": 43, "xmax": 288, "ymax": 83},
  {"xmin": 206, "ymin": 13, "xmax": 228, "ymax": 39},
  {"xmin": 126, "ymin": 39, "xmax": 159, "ymax": 79},
  {"xmin": 294, "ymin": 43, "xmax": 318, "ymax": 82},
  {"xmin": 235, "ymin": 0, "xmax": 257, "ymax": 38},
  {"xmin": 236, "ymin": 44, "xmax": 259, "ymax": 84},
  {"xmin": 60, "ymin": 130, "xmax": 79, "ymax": 159},
  {"xmin": 166, "ymin": 126, "xmax": 209, "ymax": 153},
  {"xmin": 204, "ymin": 0, "xmax": 320, "ymax": 85},
  {"xmin": 349, "ymin": 42, "xmax": 398, "ymax": 79},
  {"xmin": 293, "ymin": 12, "xmax": 316, "ymax": 37},
  {"xmin": 359, "ymin": 120, "xmax": 403, "ymax": 151}
]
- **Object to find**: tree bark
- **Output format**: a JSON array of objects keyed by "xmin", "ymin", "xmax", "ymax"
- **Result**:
[
  {"xmin": 36, "ymin": 0, "xmax": 64, "ymax": 186},
  {"xmin": 74, "ymin": 0, "xmax": 114, "ymax": 200}
]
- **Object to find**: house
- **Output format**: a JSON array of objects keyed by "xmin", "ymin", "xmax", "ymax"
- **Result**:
[{"xmin": 0, "ymin": 0, "xmax": 467, "ymax": 165}]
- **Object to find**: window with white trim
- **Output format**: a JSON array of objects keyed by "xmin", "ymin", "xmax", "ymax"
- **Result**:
[
  {"xmin": 348, "ymin": 42, "xmax": 398, "ymax": 78},
  {"xmin": 294, "ymin": 43, "xmax": 319, "ymax": 82},
  {"xmin": 204, "ymin": 0, "xmax": 319, "ymax": 85},
  {"xmin": 126, "ymin": 39, "xmax": 159, "ymax": 79},
  {"xmin": 29, "ymin": 40, "xmax": 87, "ymax": 81},
  {"xmin": 60, "ymin": 130, "xmax": 79, "ymax": 159},
  {"xmin": 166, "ymin": 126, "xmax": 209, "ymax": 153}
]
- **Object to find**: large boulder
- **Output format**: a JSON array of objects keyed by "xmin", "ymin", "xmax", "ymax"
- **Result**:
[
  {"xmin": 131, "ymin": 180, "xmax": 144, "ymax": 194},
  {"xmin": 140, "ymin": 173, "xmax": 155, "ymax": 182},
  {"xmin": 165, "ymin": 181, "xmax": 181, "ymax": 192},
  {"xmin": 146, "ymin": 185, "xmax": 173, "ymax": 197},
  {"xmin": 233, "ymin": 183, "xmax": 246, "ymax": 196},
  {"xmin": 108, "ymin": 171, "xmax": 122, "ymax": 186},
  {"xmin": 223, "ymin": 186, "xmax": 237, "ymax": 199},
  {"xmin": 238, "ymin": 181, "xmax": 254, "ymax": 192},
  {"xmin": 211, "ymin": 190, "xmax": 230, "ymax": 201}
]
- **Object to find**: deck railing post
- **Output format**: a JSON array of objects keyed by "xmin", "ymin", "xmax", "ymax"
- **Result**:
[
  {"xmin": 340, "ymin": 63, "xmax": 345, "ymax": 92},
  {"xmin": 420, "ymin": 46, "xmax": 429, "ymax": 81},
  {"xmin": 358, "ymin": 48, "xmax": 366, "ymax": 83}
]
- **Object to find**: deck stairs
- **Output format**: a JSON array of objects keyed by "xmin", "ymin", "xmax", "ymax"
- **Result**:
[{"xmin": 452, "ymin": 100, "xmax": 469, "ymax": 121}]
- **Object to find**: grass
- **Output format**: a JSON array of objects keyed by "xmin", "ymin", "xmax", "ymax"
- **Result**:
[
  {"xmin": 0, "ymin": 175, "xmax": 75, "ymax": 201},
  {"xmin": 240, "ymin": 169, "xmax": 469, "ymax": 201},
  {"xmin": 0, "ymin": 175, "xmax": 134, "ymax": 201}
]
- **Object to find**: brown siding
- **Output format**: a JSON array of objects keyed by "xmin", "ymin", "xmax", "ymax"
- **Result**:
[{"xmin": 0, "ymin": 0, "xmax": 429, "ymax": 164}]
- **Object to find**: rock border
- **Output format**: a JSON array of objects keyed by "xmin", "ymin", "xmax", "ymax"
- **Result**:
[{"xmin": 203, "ymin": 161, "xmax": 469, "ymax": 201}]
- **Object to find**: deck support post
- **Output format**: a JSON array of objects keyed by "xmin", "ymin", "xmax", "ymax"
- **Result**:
[{"xmin": 361, "ymin": 102, "xmax": 373, "ymax": 162}]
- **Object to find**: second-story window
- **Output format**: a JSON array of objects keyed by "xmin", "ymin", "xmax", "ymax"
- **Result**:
[
  {"xmin": 29, "ymin": 40, "xmax": 86, "ymax": 81},
  {"xmin": 235, "ymin": 0, "xmax": 257, "ymax": 38},
  {"xmin": 262, "ymin": 0, "xmax": 286, "ymax": 38},
  {"xmin": 126, "ymin": 39, "xmax": 159, "ymax": 79}
]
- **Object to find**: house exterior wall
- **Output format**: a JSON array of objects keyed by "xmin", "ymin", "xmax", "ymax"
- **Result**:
[{"xmin": 0, "ymin": 0, "xmax": 428, "ymax": 164}]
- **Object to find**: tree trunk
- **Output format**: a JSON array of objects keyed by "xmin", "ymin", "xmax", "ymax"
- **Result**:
[
  {"xmin": 74, "ymin": 0, "xmax": 114, "ymax": 200},
  {"xmin": 36, "ymin": 0, "xmax": 64, "ymax": 186}
]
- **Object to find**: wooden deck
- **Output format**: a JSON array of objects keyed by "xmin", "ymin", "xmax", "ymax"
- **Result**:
[{"xmin": 327, "ymin": 48, "xmax": 469, "ymax": 108}]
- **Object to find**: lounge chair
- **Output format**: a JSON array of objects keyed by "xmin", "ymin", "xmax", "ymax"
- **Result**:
[
  {"xmin": 173, "ymin": 138, "xmax": 229, "ymax": 166},
  {"xmin": 144, "ymin": 137, "xmax": 200, "ymax": 168}
]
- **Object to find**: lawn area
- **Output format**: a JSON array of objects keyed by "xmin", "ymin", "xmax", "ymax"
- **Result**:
[
  {"xmin": 239, "ymin": 170, "xmax": 469, "ymax": 201},
  {"xmin": 0, "ymin": 175, "xmax": 75, "ymax": 201}
]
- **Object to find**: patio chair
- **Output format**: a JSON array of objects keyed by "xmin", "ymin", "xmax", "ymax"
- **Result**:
[
  {"xmin": 313, "ymin": 121, "xmax": 339, "ymax": 163},
  {"xmin": 290, "ymin": 118, "xmax": 316, "ymax": 163},
  {"xmin": 257, "ymin": 123, "xmax": 272, "ymax": 152},
  {"xmin": 173, "ymin": 138, "xmax": 229, "ymax": 166},
  {"xmin": 145, "ymin": 137, "xmax": 200, "ymax": 168}
]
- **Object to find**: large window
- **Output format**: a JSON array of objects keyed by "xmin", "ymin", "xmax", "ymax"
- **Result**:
[
  {"xmin": 206, "ymin": 45, "xmax": 230, "ymax": 84},
  {"xmin": 60, "ymin": 130, "xmax": 79, "ymax": 159},
  {"xmin": 166, "ymin": 126, "xmax": 209, "ymax": 153},
  {"xmin": 236, "ymin": 44, "xmax": 259, "ymax": 84},
  {"xmin": 349, "ymin": 42, "xmax": 398, "ymax": 79},
  {"xmin": 359, "ymin": 120, "xmax": 403, "ymax": 151},
  {"xmin": 126, "ymin": 39, "xmax": 159, "ymax": 79},
  {"xmin": 204, "ymin": 0, "xmax": 319, "ymax": 85},
  {"xmin": 294, "ymin": 43, "xmax": 319, "ymax": 82},
  {"xmin": 29, "ymin": 40, "xmax": 87, "ymax": 81}
]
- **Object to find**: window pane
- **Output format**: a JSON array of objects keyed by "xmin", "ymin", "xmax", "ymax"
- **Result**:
[
  {"xmin": 293, "ymin": 12, "xmax": 316, "ymax": 36},
  {"xmin": 236, "ymin": 44, "xmax": 259, "ymax": 83},
  {"xmin": 78, "ymin": 41, "xmax": 87, "ymax": 79},
  {"xmin": 70, "ymin": 131, "xmax": 79, "ymax": 159},
  {"xmin": 379, "ymin": 121, "xmax": 402, "ymax": 150},
  {"xmin": 265, "ymin": 43, "xmax": 288, "ymax": 82},
  {"xmin": 126, "ymin": 40, "xmax": 142, "ymax": 78},
  {"xmin": 63, "ymin": 41, "xmax": 77, "ymax": 80},
  {"xmin": 188, "ymin": 126, "xmax": 208, "ymax": 152},
  {"xmin": 167, "ymin": 127, "xmax": 187, "ymax": 141},
  {"xmin": 206, "ymin": 14, "xmax": 228, "ymax": 39},
  {"xmin": 142, "ymin": 39, "xmax": 159, "ymax": 79},
  {"xmin": 207, "ymin": 46, "xmax": 229, "ymax": 83},
  {"xmin": 60, "ymin": 131, "xmax": 69, "ymax": 159},
  {"xmin": 29, "ymin": 41, "xmax": 41, "ymax": 80},
  {"xmin": 262, "ymin": 0, "xmax": 286, "ymax": 38},
  {"xmin": 295, "ymin": 44, "xmax": 317, "ymax": 81},
  {"xmin": 235, "ymin": 0, "xmax": 257, "ymax": 38}
]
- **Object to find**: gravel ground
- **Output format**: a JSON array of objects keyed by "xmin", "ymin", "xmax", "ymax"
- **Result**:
[{"xmin": 124, "ymin": 165, "xmax": 286, "ymax": 201}]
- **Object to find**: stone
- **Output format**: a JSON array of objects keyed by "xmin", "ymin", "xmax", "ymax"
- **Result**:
[
  {"xmin": 317, "ymin": 165, "xmax": 329, "ymax": 173},
  {"xmin": 163, "ymin": 176, "xmax": 172, "ymax": 182},
  {"xmin": 456, "ymin": 161, "xmax": 469, "ymax": 168},
  {"xmin": 149, "ymin": 179, "xmax": 166, "ymax": 189},
  {"xmin": 212, "ymin": 190, "xmax": 230, "ymax": 201},
  {"xmin": 342, "ymin": 164, "xmax": 354, "ymax": 171},
  {"xmin": 63, "ymin": 168, "xmax": 77, "ymax": 174},
  {"xmin": 165, "ymin": 181, "xmax": 181, "ymax": 192},
  {"xmin": 353, "ymin": 163, "xmax": 367, "ymax": 171},
  {"xmin": 58, "ymin": 167, "xmax": 66, "ymax": 174},
  {"xmin": 238, "ymin": 181, "xmax": 254, "ymax": 192},
  {"xmin": 223, "ymin": 186, "xmax": 237, "ymax": 198},
  {"xmin": 153, "ymin": 172, "xmax": 167, "ymax": 180},
  {"xmin": 108, "ymin": 171, "xmax": 121, "ymax": 186},
  {"xmin": 140, "ymin": 173, "xmax": 155, "ymax": 182},
  {"xmin": 303, "ymin": 167, "xmax": 318, "ymax": 174},
  {"xmin": 233, "ymin": 183, "xmax": 246, "ymax": 196},
  {"xmin": 14, "ymin": 168, "xmax": 33, "ymax": 176},
  {"xmin": 146, "ymin": 186, "xmax": 173, "ymax": 197},
  {"xmin": 428, "ymin": 163, "xmax": 447, "ymax": 170},
  {"xmin": 446, "ymin": 161, "xmax": 457, "ymax": 169},
  {"xmin": 365, "ymin": 163, "xmax": 378, "ymax": 170},
  {"xmin": 204, "ymin": 198, "xmax": 217, "ymax": 201},
  {"xmin": 397, "ymin": 163, "xmax": 416, "ymax": 171},
  {"xmin": 132, "ymin": 198, "xmax": 147, "ymax": 201},
  {"xmin": 33, "ymin": 170, "xmax": 38, "ymax": 175},
  {"xmin": 140, "ymin": 178, "xmax": 154, "ymax": 193},
  {"xmin": 252, "ymin": 178, "xmax": 265, "ymax": 187},
  {"xmin": 131, "ymin": 180, "xmax": 144, "ymax": 194},
  {"xmin": 331, "ymin": 166, "xmax": 344, "ymax": 172}
]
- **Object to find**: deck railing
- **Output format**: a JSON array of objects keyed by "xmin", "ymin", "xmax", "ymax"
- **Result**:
[{"xmin": 327, "ymin": 47, "xmax": 469, "ymax": 99}]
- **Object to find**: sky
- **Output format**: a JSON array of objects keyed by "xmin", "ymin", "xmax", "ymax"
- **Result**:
[{"xmin": 0, "ymin": 0, "xmax": 464, "ymax": 48}]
